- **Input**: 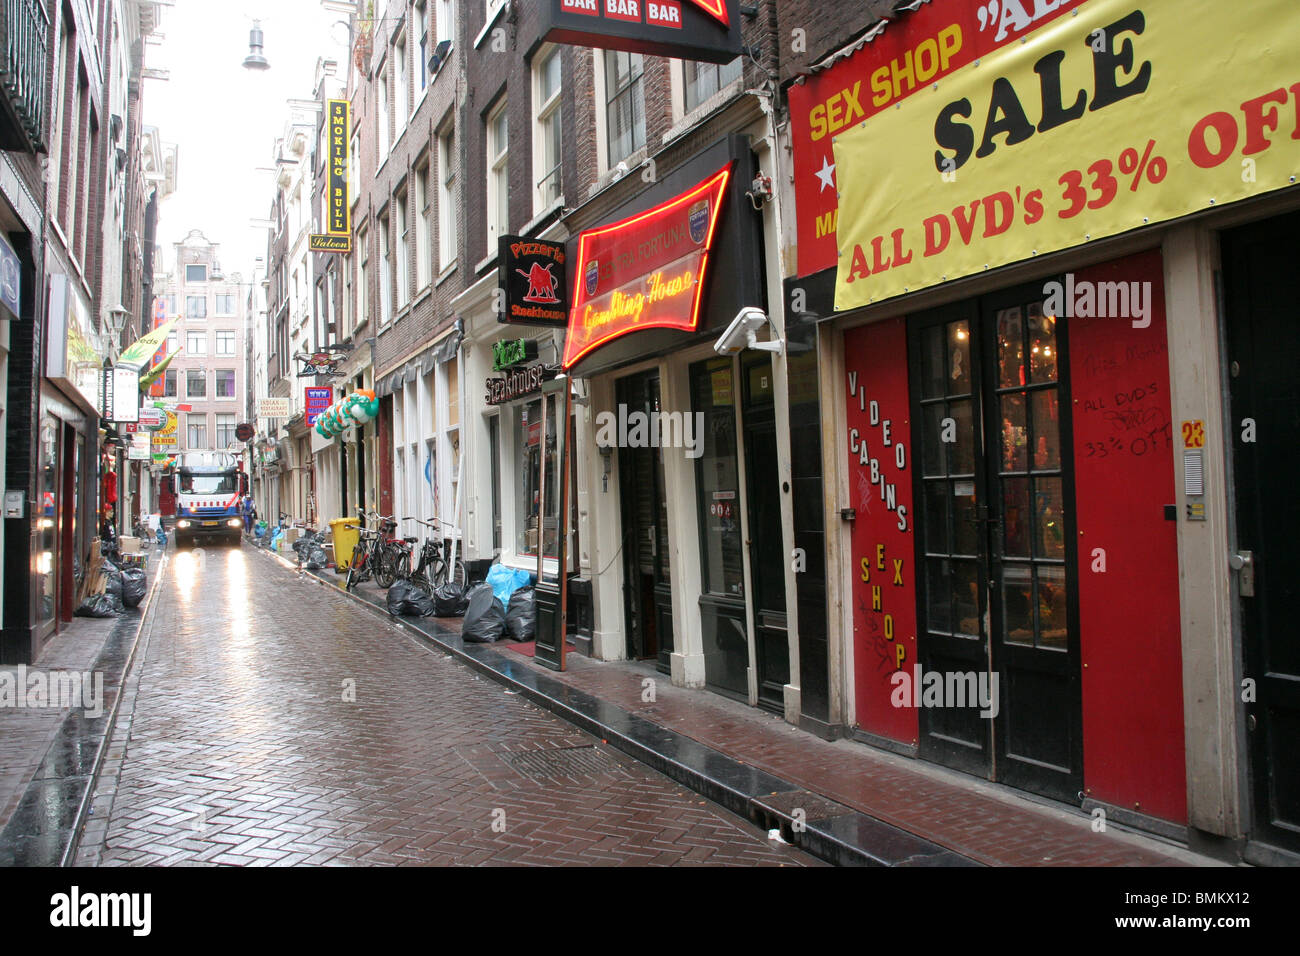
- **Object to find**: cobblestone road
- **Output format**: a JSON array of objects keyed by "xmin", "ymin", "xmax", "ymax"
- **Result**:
[{"xmin": 83, "ymin": 544, "xmax": 814, "ymax": 866}]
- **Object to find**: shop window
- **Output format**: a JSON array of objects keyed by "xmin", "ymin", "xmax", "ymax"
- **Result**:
[
  {"xmin": 690, "ymin": 357, "xmax": 745, "ymax": 597},
  {"xmin": 488, "ymin": 414, "xmax": 501, "ymax": 554},
  {"xmin": 516, "ymin": 398, "xmax": 557, "ymax": 558}
]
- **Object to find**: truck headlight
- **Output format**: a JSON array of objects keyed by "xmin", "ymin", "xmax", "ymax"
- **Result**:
[
  {"xmin": 176, "ymin": 519, "xmax": 191, "ymax": 529},
  {"xmin": 228, "ymin": 518, "xmax": 242, "ymax": 528}
]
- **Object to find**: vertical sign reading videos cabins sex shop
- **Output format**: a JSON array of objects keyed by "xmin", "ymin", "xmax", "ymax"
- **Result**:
[
  {"xmin": 311, "ymin": 99, "xmax": 352, "ymax": 253},
  {"xmin": 844, "ymin": 317, "xmax": 918, "ymax": 746}
]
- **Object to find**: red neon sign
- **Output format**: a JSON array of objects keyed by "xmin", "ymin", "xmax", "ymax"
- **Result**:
[
  {"xmin": 563, "ymin": 163, "xmax": 732, "ymax": 368},
  {"xmin": 688, "ymin": 0, "xmax": 729, "ymax": 26}
]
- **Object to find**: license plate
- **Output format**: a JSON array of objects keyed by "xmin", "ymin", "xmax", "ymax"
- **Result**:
[{"xmin": 202, "ymin": 521, "xmax": 218, "ymax": 527}]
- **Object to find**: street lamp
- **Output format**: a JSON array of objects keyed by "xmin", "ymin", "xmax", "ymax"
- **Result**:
[
  {"xmin": 107, "ymin": 304, "xmax": 132, "ymax": 356},
  {"xmin": 243, "ymin": 20, "xmax": 270, "ymax": 71}
]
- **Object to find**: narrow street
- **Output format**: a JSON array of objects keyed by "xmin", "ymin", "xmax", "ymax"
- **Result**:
[{"xmin": 81, "ymin": 543, "xmax": 814, "ymax": 866}]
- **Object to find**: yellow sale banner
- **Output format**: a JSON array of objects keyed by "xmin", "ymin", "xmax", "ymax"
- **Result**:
[
  {"xmin": 153, "ymin": 411, "xmax": 178, "ymax": 447},
  {"xmin": 833, "ymin": 0, "xmax": 1300, "ymax": 311}
]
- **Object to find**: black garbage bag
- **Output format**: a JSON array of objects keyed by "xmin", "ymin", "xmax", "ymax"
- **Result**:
[
  {"xmin": 102, "ymin": 565, "xmax": 124, "ymax": 600},
  {"xmin": 432, "ymin": 581, "xmax": 469, "ymax": 617},
  {"xmin": 387, "ymin": 579, "xmax": 436, "ymax": 617},
  {"xmin": 75, "ymin": 592, "xmax": 123, "ymax": 618},
  {"xmin": 305, "ymin": 546, "xmax": 329, "ymax": 570},
  {"xmin": 292, "ymin": 535, "xmax": 312, "ymax": 558},
  {"xmin": 505, "ymin": 586, "xmax": 536, "ymax": 642},
  {"xmin": 461, "ymin": 583, "xmax": 506, "ymax": 643},
  {"xmin": 120, "ymin": 567, "xmax": 147, "ymax": 608}
]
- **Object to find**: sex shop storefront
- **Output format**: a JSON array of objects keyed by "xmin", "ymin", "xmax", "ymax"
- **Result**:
[
  {"xmin": 522, "ymin": 130, "xmax": 804, "ymax": 715},
  {"xmin": 784, "ymin": 0, "xmax": 1300, "ymax": 858}
]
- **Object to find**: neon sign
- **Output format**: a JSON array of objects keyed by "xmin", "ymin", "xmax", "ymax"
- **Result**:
[{"xmin": 563, "ymin": 164, "xmax": 732, "ymax": 368}]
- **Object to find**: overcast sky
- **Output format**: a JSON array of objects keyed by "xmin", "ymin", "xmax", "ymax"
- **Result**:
[{"xmin": 144, "ymin": 1, "xmax": 349, "ymax": 280}]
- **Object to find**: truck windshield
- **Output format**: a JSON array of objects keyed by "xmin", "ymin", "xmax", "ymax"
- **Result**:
[{"xmin": 179, "ymin": 474, "xmax": 238, "ymax": 495}]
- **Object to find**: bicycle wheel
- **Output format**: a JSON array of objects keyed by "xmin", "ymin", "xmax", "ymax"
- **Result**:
[
  {"xmin": 345, "ymin": 542, "xmax": 366, "ymax": 591},
  {"xmin": 448, "ymin": 557, "xmax": 467, "ymax": 589},
  {"xmin": 375, "ymin": 546, "xmax": 399, "ymax": 589}
]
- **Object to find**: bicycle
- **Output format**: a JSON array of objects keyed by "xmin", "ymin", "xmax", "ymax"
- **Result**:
[
  {"xmin": 401, "ymin": 517, "xmax": 467, "ymax": 596},
  {"xmin": 344, "ymin": 513, "xmax": 388, "ymax": 591}
]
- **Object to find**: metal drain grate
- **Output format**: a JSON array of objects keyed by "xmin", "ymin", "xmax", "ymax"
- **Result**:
[{"xmin": 500, "ymin": 746, "xmax": 625, "ymax": 781}]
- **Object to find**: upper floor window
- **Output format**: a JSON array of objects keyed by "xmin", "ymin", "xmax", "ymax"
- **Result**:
[
  {"xmin": 416, "ymin": 1, "xmax": 430, "ymax": 92},
  {"xmin": 378, "ymin": 212, "xmax": 393, "ymax": 324},
  {"xmin": 415, "ymin": 160, "xmax": 432, "ymax": 290},
  {"xmin": 378, "ymin": 64, "xmax": 391, "ymax": 156},
  {"xmin": 394, "ymin": 31, "xmax": 410, "ymax": 126},
  {"xmin": 438, "ymin": 120, "xmax": 458, "ymax": 271},
  {"xmin": 186, "ymin": 330, "xmax": 207, "ymax": 355},
  {"xmin": 186, "ymin": 296, "xmax": 207, "ymax": 319},
  {"xmin": 395, "ymin": 188, "xmax": 410, "ymax": 308},
  {"xmin": 436, "ymin": 0, "xmax": 456, "ymax": 47},
  {"xmin": 684, "ymin": 57, "xmax": 743, "ymax": 114},
  {"xmin": 215, "ymin": 293, "xmax": 236, "ymax": 314},
  {"xmin": 216, "ymin": 330, "xmax": 237, "ymax": 355},
  {"xmin": 186, "ymin": 369, "xmax": 207, "ymax": 399},
  {"xmin": 533, "ymin": 47, "xmax": 562, "ymax": 213},
  {"xmin": 604, "ymin": 51, "xmax": 645, "ymax": 168},
  {"xmin": 486, "ymin": 99, "xmax": 509, "ymax": 254},
  {"xmin": 186, "ymin": 264, "xmax": 208, "ymax": 283}
]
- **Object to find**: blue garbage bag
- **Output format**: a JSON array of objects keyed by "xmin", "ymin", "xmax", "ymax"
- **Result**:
[{"xmin": 485, "ymin": 563, "xmax": 533, "ymax": 606}]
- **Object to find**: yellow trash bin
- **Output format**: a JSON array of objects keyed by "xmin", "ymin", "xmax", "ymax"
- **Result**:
[{"xmin": 330, "ymin": 517, "xmax": 362, "ymax": 571}]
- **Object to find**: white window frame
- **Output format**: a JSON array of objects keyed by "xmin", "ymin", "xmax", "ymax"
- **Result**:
[
  {"xmin": 486, "ymin": 98, "xmax": 508, "ymax": 255},
  {"xmin": 416, "ymin": 0, "xmax": 430, "ymax": 94},
  {"xmin": 378, "ymin": 59, "xmax": 391, "ymax": 157},
  {"xmin": 215, "ymin": 413, "xmax": 237, "ymax": 449},
  {"xmin": 436, "ymin": 0, "xmax": 456, "ymax": 47},
  {"xmin": 186, "ymin": 264, "xmax": 208, "ymax": 283},
  {"xmin": 437, "ymin": 119, "xmax": 457, "ymax": 272},
  {"xmin": 415, "ymin": 159, "xmax": 432, "ymax": 290},
  {"xmin": 394, "ymin": 29, "xmax": 410, "ymax": 130},
  {"xmin": 186, "ymin": 295, "xmax": 207, "ymax": 319},
  {"xmin": 186, "ymin": 330, "xmax": 207, "ymax": 355},
  {"xmin": 215, "ymin": 330, "xmax": 236, "ymax": 355},
  {"xmin": 186, "ymin": 369, "xmax": 208, "ymax": 400},
  {"xmin": 395, "ymin": 188, "xmax": 410, "ymax": 308},
  {"xmin": 187, "ymin": 414, "xmax": 208, "ymax": 449},
  {"xmin": 215, "ymin": 369, "xmax": 237, "ymax": 401},
  {"xmin": 357, "ymin": 226, "xmax": 369, "ymax": 329},
  {"xmin": 378, "ymin": 211, "xmax": 393, "ymax": 325},
  {"xmin": 532, "ymin": 45, "xmax": 563, "ymax": 215}
]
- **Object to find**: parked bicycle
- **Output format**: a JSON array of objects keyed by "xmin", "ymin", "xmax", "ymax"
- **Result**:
[
  {"xmin": 400, "ymin": 517, "xmax": 467, "ymax": 595},
  {"xmin": 345, "ymin": 511, "xmax": 402, "ymax": 590}
]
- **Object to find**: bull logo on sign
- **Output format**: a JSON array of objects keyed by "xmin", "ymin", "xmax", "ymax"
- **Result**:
[{"xmin": 518, "ymin": 261, "xmax": 561, "ymax": 304}]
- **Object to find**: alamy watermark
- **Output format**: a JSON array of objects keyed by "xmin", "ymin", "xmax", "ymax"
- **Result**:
[
  {"xmin": 594, "ymin": 404, "xmax": 705, "ymax": 459},
  {"xmin": 1043, "ymin": 273, "xmax": 1152, "ymax": 328},
  {"xmin": 890, "ymin": 664, "xmax": 1000, "ymax": 719},
  {"xmin": 0, "ymin": 666, "xmax": 104, "ymax": 718}
]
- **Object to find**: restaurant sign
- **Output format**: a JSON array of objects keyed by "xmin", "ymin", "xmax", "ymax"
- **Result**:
[
  {"xmin": 563, "ymin": 163, "xmax": 731, "ymax": 368},
  {"xmin": 485, "ymin": 364, "xmax": 557, "ymax": 406},
  {"xmin": 541, "ymin": 1, "xmax": 741, "ymax": 65},
  {"xmin": 498, "ymin": 236, "xmax": 568, "ymax": 327}
]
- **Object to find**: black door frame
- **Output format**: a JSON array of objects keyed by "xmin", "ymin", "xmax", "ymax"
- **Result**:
[
  {"xmin": 907, "ymin": 277, "xmax": 1085, "ymax": 802},
  {"xmin": 615, "ymin": 369, "xmax": 673, "ymax": 670},
  {"xmin": 1221, "ymin": 210, "xmax": 1300, "ymax": 855}
]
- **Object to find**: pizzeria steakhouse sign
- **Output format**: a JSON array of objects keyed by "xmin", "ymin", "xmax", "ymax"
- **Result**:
[{"xmin": 562, "ymin": 163, "xmax": 732, "ymax": 368}]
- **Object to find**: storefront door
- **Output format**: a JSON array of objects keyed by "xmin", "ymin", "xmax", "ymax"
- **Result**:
[
  {"xmin": 616, "ymin": 371, "xmax": 672, "ymax": 669},
  {"xmin": 1222, "ymin": 211, "xmax": 1300, "ymax": 855},
  {"xmin": 742, "ymin": 356, "xmax": 789, "ymax": 712},
  {"xmin": 909, "ymin": 280, "xmax": 1082, "ymax": 802}
]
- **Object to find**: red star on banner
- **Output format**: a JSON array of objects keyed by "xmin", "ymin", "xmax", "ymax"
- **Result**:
[{"xmin": 689, "ymin": 0, "xmax": 729, "ymax": 27}]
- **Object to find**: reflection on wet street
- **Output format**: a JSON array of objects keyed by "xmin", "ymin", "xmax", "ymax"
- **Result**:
[{"xmin": 84, "ymin": 543, "xmax": 812, "ymax": 866}]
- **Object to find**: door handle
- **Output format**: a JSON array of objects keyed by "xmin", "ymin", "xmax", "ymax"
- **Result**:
[{"xmin": 1229, "ymin": 550, "xmax": 1255, "ymax": 597}]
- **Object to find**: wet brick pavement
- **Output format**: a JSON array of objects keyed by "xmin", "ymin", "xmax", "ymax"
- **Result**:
[{"xmin": 81, "ymin": 545, "xmax": 815, "ymax": 866}]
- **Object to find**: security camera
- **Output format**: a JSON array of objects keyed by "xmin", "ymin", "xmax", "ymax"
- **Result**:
[{"xmin": 714, "ymin": 307, "xmax": 783, "ymax": 356}]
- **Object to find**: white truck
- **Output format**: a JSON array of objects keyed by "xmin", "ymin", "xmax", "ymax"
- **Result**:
[{"xmin": 169, "ymin": 451, "xmax": 247, "ymax": 547}]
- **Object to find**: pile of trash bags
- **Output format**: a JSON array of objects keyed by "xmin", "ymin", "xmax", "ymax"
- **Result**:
[
  {"xmin": 74, "ymin": 544, "xmax": 147, "ymax": 618},
  {"xmin": 387, "ymin": 580, "xmax": 437, "ymax": 617},
  {"xmin": 291, "ymin": 529, "xmax": 329, "ymax": 570},
  {"xmin": 462, "ymin": 565, "xmax": 537, "ymax": 643}
]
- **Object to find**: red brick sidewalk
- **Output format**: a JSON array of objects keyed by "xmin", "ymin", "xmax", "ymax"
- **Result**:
[{"xmin": 501, "ymin": 652, "xmax": 1218, "ymax": 867}]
